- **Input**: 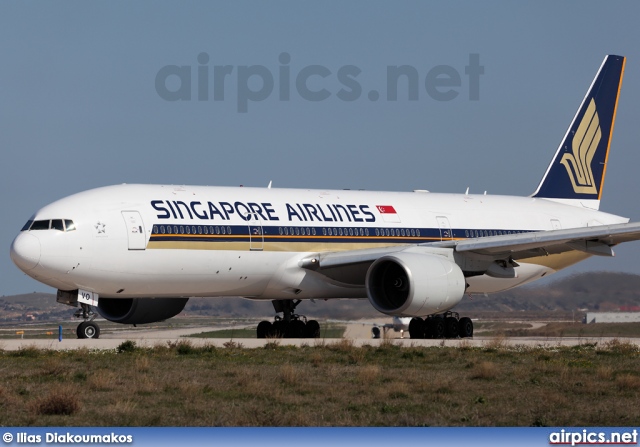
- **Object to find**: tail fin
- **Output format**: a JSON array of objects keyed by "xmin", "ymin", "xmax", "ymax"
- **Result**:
[{"xmin": 531, "ymin": 55, "xmax": 625, "ymax": 210}]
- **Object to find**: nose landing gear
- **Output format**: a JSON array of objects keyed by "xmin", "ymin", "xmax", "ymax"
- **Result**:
[{"xmin": 73, "ymin": 303, "xmax": 101, "ymax": 339}]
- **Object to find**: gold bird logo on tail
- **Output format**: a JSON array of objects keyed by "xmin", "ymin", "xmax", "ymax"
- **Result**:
[{"xmin": 560, "ymin": 98, "xmax": 601, "ymax": 194}]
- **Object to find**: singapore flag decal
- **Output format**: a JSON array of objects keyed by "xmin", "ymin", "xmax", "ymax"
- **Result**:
[{"xmin": 376, "ymin": 205, "xmax": 401, "ymax": 223}]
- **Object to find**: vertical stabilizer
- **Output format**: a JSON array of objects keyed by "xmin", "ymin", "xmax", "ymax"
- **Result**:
[{"xmin": 531, "ymin": 55, "xmax": 625, "ymax": 210}]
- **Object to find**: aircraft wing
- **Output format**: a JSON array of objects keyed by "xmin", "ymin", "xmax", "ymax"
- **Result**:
[
  {"xmin": 304, "ymin": 221, "xmax": 640, "ymax": 284},
  {"xmin": 439, "ymin": 221, "xmax": 640, "ymax": 259}
]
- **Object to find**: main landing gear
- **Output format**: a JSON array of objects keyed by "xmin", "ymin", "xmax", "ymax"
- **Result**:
[
  {"xmin": 73, "ymin": 303, "xmax": 101, "ymax": 339},
  {"xmin": 256, "ymin": 299, "xmax": 321, "ymax": 339},
  {"xmin": 408, "ymin": 312, "xmax": 473, "ymax": 339}
]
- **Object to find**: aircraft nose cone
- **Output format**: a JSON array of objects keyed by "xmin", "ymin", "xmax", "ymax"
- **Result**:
[{"xmin": 10, "ymin": 233, "xmax": 41, "ymax": 271}]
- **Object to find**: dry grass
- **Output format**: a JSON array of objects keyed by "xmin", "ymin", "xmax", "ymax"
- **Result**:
[
  {"xmin": 0, "ymin": 341, "xmax": 638, "ymax": 426},
  {"xmin": 470, "ymin": 361, "xmax": 499, "ymax": 380},
  {"xmin": 31, "ymin": 387, "xmax": 79, "ymax": 416}
]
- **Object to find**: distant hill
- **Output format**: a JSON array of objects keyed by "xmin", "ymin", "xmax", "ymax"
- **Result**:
[
  {"xmin": 455, "ymin": 272, "xmax": 640, "ymax": 313},
  {"xmin": 3, "ymin": 271, "xmax": 640, "ymax": 322}
]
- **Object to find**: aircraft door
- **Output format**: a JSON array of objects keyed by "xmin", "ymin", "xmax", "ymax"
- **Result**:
[
  {"xmin": 436, "ymin": 216, "xmax": 453, "ymax": 241},
  {"xmin": 122, "ymin": 211, "xmax": 147, "ymax": 250},
  {"xmin": 248, "ymin": 213, "xmax": 264, "ymax": 251}
]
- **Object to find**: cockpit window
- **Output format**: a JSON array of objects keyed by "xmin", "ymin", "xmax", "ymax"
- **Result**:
[
  {"xmin": 24, "ymin": 219, "xmax": 77, "ymax": 232},
  {"xmin": 30, "ymin": 220, "xmax": 50, "ymax": 230},
  {"xmin": 51, "ymin": 219, "xmax": 64, "ymax": 231}
]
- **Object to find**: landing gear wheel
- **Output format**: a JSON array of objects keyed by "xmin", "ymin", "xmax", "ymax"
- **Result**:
[
  {"xmin": 257, "ymin": 320, "xmax": 272, "ymax": 338},
  {"xmin": 433, "ymin": 318, "xmax": 445, "ymax": 339},
  {"xmin": 271, "ymin": 320, "xmax": 286, "ymax": 338},
  {"xmin": 445, "ymin": 317, "xmax": 459, "ymax": 338},
  {"xmin": 409, "ymin": 317, "xmax": 425, "ymax": 339},
  {"xmin": 288, "ymin": 319, "xmax": 306, "ymax": 338},
  {"xmin": 458, "ymin": 317, "xmax": 473, "ymax": 338},
  {"xmin": 77, "ymin": 321, "xmax": 100, "ymax": 339},
  {"xmin": 424, "ymin": 318, "xmax": 435, "ymax": 339},
  {"xmin": 305, "ymin": 320, "xmax": 320, "ymax": 338}
]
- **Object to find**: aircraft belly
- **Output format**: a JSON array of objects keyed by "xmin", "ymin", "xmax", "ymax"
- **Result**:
[
  {"xmin": 85, "ymin": 250, "xmax": 294, "ymax": 298},
  {"xmin": 466, "ymin": 251, "xmax": 591, "ymax": 294}
]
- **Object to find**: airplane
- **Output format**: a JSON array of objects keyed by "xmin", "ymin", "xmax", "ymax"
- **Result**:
[
  {"xmin": 10, "ymin": 54, "xmax": 640, "ymax": 340},
  {"xmin": 372, "ymin": 317, "xmax": 412, "ymax": 339}
]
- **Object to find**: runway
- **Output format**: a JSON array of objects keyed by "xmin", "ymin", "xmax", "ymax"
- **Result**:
[{"xmin": 1, "ymin": 323, "xmax": 638, "ymax": 351}]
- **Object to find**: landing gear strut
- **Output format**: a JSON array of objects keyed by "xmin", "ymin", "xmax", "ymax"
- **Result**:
[
  {"xmin": 256, "ymin": 299, "xmax": 321, "ymax": 339},
  {"xmin": 409, "ymin": 312, "xmax": 473, "ymax": 339},
  {"xmin": 73, "ymin": 303, "xmax": 101, "ymax": 339}
]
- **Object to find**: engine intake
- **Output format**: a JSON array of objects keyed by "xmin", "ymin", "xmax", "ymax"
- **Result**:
[
  {"xmin": 97, "ymin": 297, "xmax": 189, "ymax": 325},
  {"xmin": 366, "ymin": 252, "xmax": 465, "ymax": 317}
]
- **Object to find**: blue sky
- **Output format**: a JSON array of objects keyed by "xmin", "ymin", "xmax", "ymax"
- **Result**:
[{"xmin": 2, "ymin": 1, "xmax": 640, "ymax": 296}]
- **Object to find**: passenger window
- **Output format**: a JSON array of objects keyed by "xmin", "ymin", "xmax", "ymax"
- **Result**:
[
  {"xmin": 153, "ymin": 225, "xmax": 158, "ymax": 234},
  {"xmin": 180, "ymin": 226, "xmax": 185, "ymax": 234},
  {"xmin": 227, "ymin": 226, "xmax": 231, "ymax": 234},
  {"xmin": 312, "ymin": 228, "xmax": 316, "ymax": 236},
  {"xmin": 365, "ymin": 228, "xmax": 369, "ymax": 236},
  {"xmin": 185, "ymin": 226, "xmax": 190, "ymax": 234},
  {"xmin": 161, "ymin": 226, "xmax": 166, "ymax": 234}
]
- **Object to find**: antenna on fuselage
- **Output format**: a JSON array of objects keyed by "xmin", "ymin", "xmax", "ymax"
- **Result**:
[{"xmin": 268, "ymin": 181, "xmax": 272, "ymax": 189}]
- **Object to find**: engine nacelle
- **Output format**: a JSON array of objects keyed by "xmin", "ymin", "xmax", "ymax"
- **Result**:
[
  {"xmin": 366, "ymin": 252, "xmax": 465, "ymax": 317},
  {"xmin": 97, "ymin": 297, "xmax": 189, "ymax": 325}
]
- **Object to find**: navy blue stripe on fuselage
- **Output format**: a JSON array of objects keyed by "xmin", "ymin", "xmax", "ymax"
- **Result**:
[{"xmin": 149, "ymin": 223, "xmax": 532, "ymax": 244}]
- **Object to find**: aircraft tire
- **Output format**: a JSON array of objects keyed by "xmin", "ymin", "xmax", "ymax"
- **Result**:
[
  {"xmin": 288, "ymin": 319, "xmax": 306, "ymax": 338},
  {"xmin": 272, "ymin": 320, "xmax": 286, "ymax": 338},
  {"xmin": 408, "ymin": 317, "xmax": 425, "ymax": 339},
  {"xmin": 424, "ymin": 318, "xmax": 435, "ymax": 339},
  {"xmin": 433, "ymin": 318, "xmax": 445, "ymax": 339},
  {"xmin": 458, "ymin": 317, "xmax": 473, "ymax": 338},
  {"xmin": 77, "ymin": 321, "xmax": 100, "ymax": 339},
  {"xmin": 306, "ymin": 320, "xmax": 320, "ymax": 338},
  {"xmin": 445, "ymin": 317, "xmax": 459, "ymax": 338},
  {"xmin": 257, "ymin": 320, "xmax": 272, "ymax": 338}
]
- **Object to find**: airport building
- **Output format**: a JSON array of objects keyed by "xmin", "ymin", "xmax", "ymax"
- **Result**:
[{"xmin": 584, "ymin": 312, "xmax": 640, "ymax": 324}]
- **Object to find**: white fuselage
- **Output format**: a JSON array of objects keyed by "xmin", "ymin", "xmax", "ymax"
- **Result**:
[{"xmin": 10, "ymin": 184, "xmax": 628, "ymax": 301}]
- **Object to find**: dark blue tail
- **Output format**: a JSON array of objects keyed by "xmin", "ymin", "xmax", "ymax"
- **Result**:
[{"xmin": 532, "ymin": 55, "xmax": 625, "ymax": 209}]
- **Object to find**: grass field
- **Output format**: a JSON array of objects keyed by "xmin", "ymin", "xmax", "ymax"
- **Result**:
[{"xmin": 0, "ymin": 338, "xmax": 639, "ymax": 426}]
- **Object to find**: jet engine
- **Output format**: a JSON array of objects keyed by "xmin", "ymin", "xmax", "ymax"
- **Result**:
[
  {"xmin": 97, "ymin": 297, "xmax": 189, "ymax": 325},
  {"xmin": 365, "ymin": 252, "xmax": 465, "ymax": 317}
]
